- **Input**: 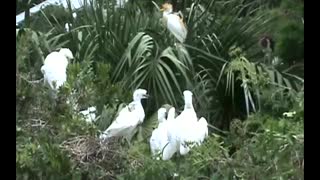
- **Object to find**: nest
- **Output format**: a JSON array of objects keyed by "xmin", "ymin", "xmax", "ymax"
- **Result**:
[{"xmin": 60, "ymin": 135, "xmax": 125, "ymax": 177}]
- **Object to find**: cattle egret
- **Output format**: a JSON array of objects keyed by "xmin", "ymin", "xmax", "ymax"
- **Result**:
[{"xmin": 160, "ymin": 3, "xmax": 187, "ymax": 43}]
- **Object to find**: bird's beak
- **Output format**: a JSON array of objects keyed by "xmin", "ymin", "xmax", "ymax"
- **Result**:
[
  {"xmin": 143, "ymin": 94, "xmax": 150, "ymax": 99},
  {"xmin": 160, "ymin": 8, "xmax": 164, "ymax": 12}
]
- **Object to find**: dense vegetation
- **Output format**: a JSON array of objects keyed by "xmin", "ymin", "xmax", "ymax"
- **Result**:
[{"xmin": 16, "ymin": 0, "xmax": 304, "ymax": 179}]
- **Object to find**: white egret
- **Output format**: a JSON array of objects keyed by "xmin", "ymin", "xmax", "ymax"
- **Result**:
[
  {"xmin": 162, "ymin": 107, "xmax": 180, "ymax": 160},
  {"xmin": 41, "ymin": 48, "xmax": 74, "ymax": 92},
  {"xmin": 173, "ymin": 90, "xmax": 198, "ymax": 155},
  {"xmin": 149, "ymin": 108, "xmax": 168, "ymax": 159},
  {"xmin": 164, "ymin": 91, "xmax": 209, "ymax": 158},
  {"xmin": 160, "ymin": 3, "xmax": 187, "ymax": 43},
  {"xmin": 99, "ymin": 89, "xmax": 149, "ymax": 145},
  {"xmin": 196, "ymin": 117, "xmax": 209, "ymax": 144}
]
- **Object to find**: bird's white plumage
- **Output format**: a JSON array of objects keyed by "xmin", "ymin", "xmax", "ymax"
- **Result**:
[
  {"xmin": 196, "ymin": 117, "xmax": 209, "ymax": 144},
  {"xmin": 100, "ymin": 89, "xmax": 148, "ymax": 142},
  {"xmin": 174, "ymin": 90, "xmax": 199, "ymax": 155},
  {"xmin": 150, "ymin": 108, "xmax": 169, "ymax": 159},
  {"xmin": 41, "ymin": 48, "xmax": 73, "ymax": 91},
  {"xmin": 162, "ymin": 107, "xmax": 180, "ymax": 160},
  {"xmin": 161, "ymin": 3, "xmax": 187, "ymax": 43}
]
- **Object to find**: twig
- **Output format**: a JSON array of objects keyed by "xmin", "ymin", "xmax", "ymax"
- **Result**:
[
  {"xmin": 207, "ymin": 123, "xmax": 229, "ymax": 134},
  {"xmin": 19, "ymin": 75, "xmax": 44, "ymax": 84}
]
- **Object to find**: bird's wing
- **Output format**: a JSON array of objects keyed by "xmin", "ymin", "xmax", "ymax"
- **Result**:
[
  {"xmin": 44, "ymin": 53, "xmax": 69, "ymax": 70},
  {"xmin": 104, "ymin": 120, "xmax": 137, "ymax": 138},
  {"xmin": 42, "ymin": 68, "xmax": 67, "ymax": 90},
  {"xmin": 167, "ymin": 14, "xmax": 187, "ymax": 43},
  {"xmin": 103, "ymin": 105, "xmax": 140, "ymax": 138},
  {"xmin": 150, "ymin": 129, "xmax": 161, "ymax": 155},
  {"xmin": 162, "ymin": 141, "xmax": 178, "ymax": 160}
]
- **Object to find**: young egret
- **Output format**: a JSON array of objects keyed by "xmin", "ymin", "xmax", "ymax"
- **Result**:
[
  {"xmin": 99, "ymin": 89, "xmax": 149, "ymax": 145},
  {"xmin": 150, "ymin": 108, "xmax": 169, "ymax": 159},
  {"xmin": 196, "ymin": 117, "xmax": 209, "ymax": 144},
  {"xmin": 160, "ymin": 3, "xmax": 187, "ymax": 43},
  {"xmin": 162, "ymin": 107, "xmax": 180, "ymax": 160},
  {"xmin": 41, "ymin": 48, "xmax": 74, "ymax": 92},
  {"xmin": 173, "ymin": 90, "xmax": 199, "ymax": 155}
]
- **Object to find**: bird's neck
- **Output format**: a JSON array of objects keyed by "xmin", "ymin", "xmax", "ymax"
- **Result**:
[
  {"xmin": 163, "ymin": 10, "xmax": 173, "ymax": 16},
  {"xmin": 159, "ymin": 118, "xmax": 166, "ymax": 123},
  {"xmin": 184, "ymin": 103, "xmax": 193, "ymax": 110},
  {"xmin": 133, "ymin": 98, "xmax": 142, "ymax": 103}
]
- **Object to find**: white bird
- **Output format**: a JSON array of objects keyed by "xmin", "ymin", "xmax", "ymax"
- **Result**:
[
  {"xmin": 149, "ymin": 108, "xmax": 168, "ymax": 159},
  {"xmin": 80, "ymin": 106, "xmax": 97, "ymax": 123},
  {"xmin": 162, "ymin": 107, "xmax": 180, "ymax": 160},
  {"xmin": 173, "ymin": 90, "xmax": 198, "ymax": 155},
  {"xmin": 99, "ymin": 89, "xmax": 149, "ymax": 144},
  {"xmin": 41, "ymin": 48, "xmax": 74, "ymax": 92},
  {"xmin": 160, "ymin": 3, "xmax": 188, "ymax": 43},
  {"xmin": 195, "ymin": 117, "xmax": 209, "ymax": 144},
  {"xmin": 181, "ymin": 117, "xmax": 208, "ymax": 151},
  {"xmin": 164, "ymin": 91, "xmax": 209, "ymax": 159}
]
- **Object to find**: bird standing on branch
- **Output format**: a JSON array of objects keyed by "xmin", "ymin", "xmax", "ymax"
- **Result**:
[{"xmin": 160, "ymin": 2, "xmax": 187, "ymax": 43}]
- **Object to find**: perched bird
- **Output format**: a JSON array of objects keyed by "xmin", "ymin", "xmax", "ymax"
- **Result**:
[
  {"xmin": 181, "ymin": 116, "xmax": 208, "ymax": 152},
  {"xmin": 174, "ymin": 90, "xmax": 198, "ymax": 155},
  {"xmin": 162, "ymin": 107, "xmax": 180, "ymax": 160},
  {"xmin": 156, "ymin": 91, "xmax": 209, "ymax": 160},
  {"xmin": 150, "ymin": 108, "xmax": 169, "ymax": 159},
  {"xmin": 41, "ymin": 48, "xmax": 74, "ymax": 92},
  {"xmin": 160, "ymin": 3, "xmax": 188, "ymax": 43},
  {"xmin": 100, "ymin": 89, "xmax": 149, "ymax": 145},
  {"xmin": 195, "ymin": 117, "xmax": 209, "ymax": 145}
]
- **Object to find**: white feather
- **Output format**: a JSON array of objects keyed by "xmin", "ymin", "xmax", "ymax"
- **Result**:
[
  {"xmin": 100, "ymin": 89, "xmax": 148, "ymax": 142},
  {"xmin": 41, "ymin": 49, "xmax": 72, "ymax": 91},
  {"xmin": 162, "ymin": 5, "xmax": 187, "ymax": 43}
]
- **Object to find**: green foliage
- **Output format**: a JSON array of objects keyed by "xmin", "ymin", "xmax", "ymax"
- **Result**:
[
  {"xmin": 122, "ymin": 114, "xmax": 303, "ymax": 179},
  {"xmin": 17, "ymin": 0, "xmax": 304, "ymax": 179},
  {"xmin": 266, "ymin": 0, "xmax": 304, "ymax": 65}
]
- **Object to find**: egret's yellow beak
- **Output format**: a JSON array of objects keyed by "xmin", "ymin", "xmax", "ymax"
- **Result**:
[{"xmin": 160, "ymin": 8, "xmax": 164, "ymax": 12}]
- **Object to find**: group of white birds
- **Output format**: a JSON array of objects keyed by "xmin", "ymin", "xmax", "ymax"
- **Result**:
[
  {"xmin": 39, "ymin": 2, "xmax": 202, "ymax": 160},
  {"xmin": 149, "ymin": 90, "xmax": 208, "ymax": 160},
  {"xmin": 98, "ymin": 88, "xmax": 208, "ymax": 160}
]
